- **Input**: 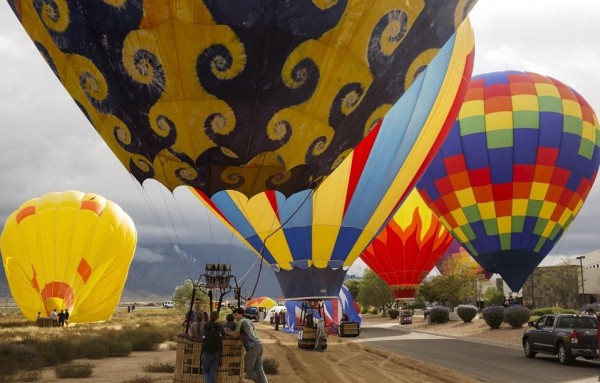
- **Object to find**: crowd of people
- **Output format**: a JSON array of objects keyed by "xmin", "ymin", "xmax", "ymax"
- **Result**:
[
  {"xmin": 181, "ymin": 298, "xmax": 268, "ymax": 383},
  {"xmin": 37, "ymin": 308, "xmax": 69, "ymax": 327}
]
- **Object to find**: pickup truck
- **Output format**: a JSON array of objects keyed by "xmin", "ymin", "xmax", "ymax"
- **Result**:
[{"xmin": 522, "ymin": 314, "xmax": 598, "ymax": 365}]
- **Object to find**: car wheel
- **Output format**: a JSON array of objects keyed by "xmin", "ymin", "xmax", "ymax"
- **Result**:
[
  {"xmin": 523, "ymin": 338, "xmax": 536, "ymax": 358},
  {"xmin": 557, "ymin": 343, "xmax": 573, "ymax": 365}
]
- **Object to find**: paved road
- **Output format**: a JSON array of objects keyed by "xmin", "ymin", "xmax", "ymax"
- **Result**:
[{"xmin": 355, "ymin": 323, "xmax": 600, "ymax": 383}]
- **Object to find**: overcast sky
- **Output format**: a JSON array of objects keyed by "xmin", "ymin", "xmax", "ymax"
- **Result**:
[{"xmin": 1, "ymin": 1, "xmax": 599, "ymax": 275}]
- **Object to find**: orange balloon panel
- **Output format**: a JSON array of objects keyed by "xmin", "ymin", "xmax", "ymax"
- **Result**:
[
  {"xmin": 1, "ymin": 191, "xmax": 137, "ymax": 323},
  {"xmin": 360, "ymin": 189, "xmax": 453, "ymax": 299}
]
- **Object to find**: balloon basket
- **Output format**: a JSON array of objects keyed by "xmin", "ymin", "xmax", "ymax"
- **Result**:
[
  {"xmin": 35, "ymin": 318, "xmax": 57, "ymax": 327},
  {"xmin": 174, "ymin": 335, "xmax": 245, "ymax": 383},
  {"xmin": 297, "ymin": 326, "xmax": 328, "ymax": 350},
  {"xmin": 338, "ymin": 321, "xmax": 360, "ymax": 337}
]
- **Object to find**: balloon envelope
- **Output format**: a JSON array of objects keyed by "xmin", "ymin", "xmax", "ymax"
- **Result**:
[
  {"xmin": 193, "ymin": 21, "xmax": 475, "ymax": 299},
  {"xmin": 417, "ymin": 71, "xmax": 600, "ymax": 291},
  {"xmin": 361, "ymin": 189, "xmax": 454, "ymax": 299},
  {"xmin": 1, "ymin": 190, "xmax": 137, "ymax": 323},
  {"xmin": 9, "ymin": 0, "xmax": 475, "ymax": 197},
  {"xmin": 245, "ymin": 296, "xmax": 278, "ymax": 311},
  {"xmin": 283, "ymin": 285, "xmax": 361, "ymax": 332}
]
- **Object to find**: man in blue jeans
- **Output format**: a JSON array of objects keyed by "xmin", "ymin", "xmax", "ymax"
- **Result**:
[{"xmin": 225, "ymin": 308, "xmax": 268, "ymax": 383}]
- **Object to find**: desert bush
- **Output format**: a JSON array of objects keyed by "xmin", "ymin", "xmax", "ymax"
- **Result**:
[
  {"xmin": 108, "ymin": 338, "xmax": 132, "ymax": 357},
  {"xmin": 0, "ymin": 343, "xmax": 44, "ymax": 374},
  {"xmin": 54, "ymin": 363, "xmax": 93, "ymax": 379},
  {"xmin": 360, "ymin": 306, "xmax": 369, "ymax": 314},
  {"xmin": 369, "ymin": 307, "xmax": 379, "ymax": 315},
  {"xmin": 504, "ymin": 305, "xmax": 531, "ymax": 328},
  {"xmin": 482, "ymin": 306, "xmax": 505, "ymax": 329},
  {"xmin": 122, "ymin": 375, "xmax": 153, "ymax": 383},
  {"xmin": 77, "ymin": 336, "xmax": 111, "ymax": 359},
  {"xmin": 142, "ymin": 361, "xmax": 175, "ymax": 373},
  {"xmin": 456, "ymin": 305, "xmax": 478, "ymax": 323},
  {"xmin": 17, "ymin": 370, "xmax": 42, "ymax": 382},
  {"xmin": 263, "ymin": 358, "xmax": 280, "ymax": 375},
  {"xmin": 387, "ymin": 309, "xmax": 400, "ymax": 319},
  {"xmin": 429, "ymin": 306, "xmax": 450, "ymax": 324},
  {"xmin": 121, "ymin": 326, "xmax": 167, "ymax": 351},
  {"xmin": 22, "ymin": 336, "xmax": 77, "ymax": 366}
]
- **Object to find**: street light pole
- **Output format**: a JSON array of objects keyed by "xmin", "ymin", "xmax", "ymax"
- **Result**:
[{"xmin": 576, "ymin": 256, "xmax": 586, "ymax": 307}]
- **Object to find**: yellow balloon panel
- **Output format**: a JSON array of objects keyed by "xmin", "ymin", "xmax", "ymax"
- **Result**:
[{"xmin": 0, "ymin": 191, "xmax": 137, "ymax": 323}]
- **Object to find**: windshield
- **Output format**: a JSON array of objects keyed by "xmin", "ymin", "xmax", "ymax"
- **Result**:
[{"xmin": 558, "ymin": 316, "xmax": 597, "ymax": 329}]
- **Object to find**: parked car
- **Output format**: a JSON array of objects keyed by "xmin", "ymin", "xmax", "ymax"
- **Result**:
[
  {"xmin": 244, "ymin": 307, "xmax": 260, "ymax": 321},
  {"xmin": 163, "ymin": 301, "xmax": 174, "ymax": 308},
  {"xmin": 522, "ymin": 314, "xmax": 598, "ymax": 365}
]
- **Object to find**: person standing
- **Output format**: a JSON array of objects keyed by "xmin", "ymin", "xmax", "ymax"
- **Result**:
[
  {"xmin": 58, "ymin": 310, "xmax": 66, "ymax": 327},
  {"xmin": 274, "ymin": 311, "xmax": 280, "ymax": 331},
  {"xmin": 202, "ymin": 311, "xmax": 225, "ymax": 383},
  {"xmin": 64, "ymin": 308, "xmax": 70, "ymax": 327},
  {"xmin": 50, "ymin": 308, "xmax": 58, "ymax": 326},
  {"xmin": 224, "ymin": 313, "xmax": 237, "ymax": 332},
  {"xmin": 225, "ymin": 308, "xmax": 268, "ymax": 383},
  {"xmin": 182, "ymin": 298, "xmax": 208, "ymax": 336}
]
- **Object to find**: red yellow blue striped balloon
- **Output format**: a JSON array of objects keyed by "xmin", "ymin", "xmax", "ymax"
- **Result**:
[
  {"xmin": 360, "ymin": 189, "xmax": 454, "ymax": 299},
  {"xmin": 192, "ymin": 20, "xmax": 475, "ymax": 300},
  {"xmin": 417, "ymin": 71, "xmax": 600, "ymax": 292}
]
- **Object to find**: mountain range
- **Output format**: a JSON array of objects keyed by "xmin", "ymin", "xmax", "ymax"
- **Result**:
[{"xmin": 0, "ymin": 242, "xmax": 284, "ymax": 302}]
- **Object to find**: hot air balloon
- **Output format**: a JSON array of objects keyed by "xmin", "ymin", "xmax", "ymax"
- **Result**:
[
  {"xmin": 0, "ymin": 190, "xmax": 137, "ymax": 323},
  {"xmin": 360, "ymin": 189, "xmax": 454, "ymax": 300},
  {"xmin": 192, "ymin": 20, "xmax": 475, "ymax": 300},
  {"xmin": 436, "ymin": 240, "xmax": 492, "ymax": 279},
  {"xmin": 417, "ymin": 71, "xmax": 600, "ymax": 292},
  {"xmin": 245, "ymin": 296, "xmax": 278, "ymax": 311},
  {"xmin": 8, "ymin": 0, "xmax": 476, "ymax": 198}
]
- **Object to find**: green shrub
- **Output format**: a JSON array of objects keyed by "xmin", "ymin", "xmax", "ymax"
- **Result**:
[
  {"xmin": 121, "ymin": 327, "xmax": 166, "ymax": 351},
  {"xmin": 121, "ymin": 375, "xmax": 153, "ymax": 383},
  {"xmin": 429, "ymin": 306, "xmax": 449, "ymax": 324},
  {"xmin": 78, "ymin": 337, "xmax": 111, "ymax": 359},
  {"xmin": 482, "ymin": 306, "xmax": 505, "ymax": 329},
  {"xmin": 17, "ymin": 370, "xmax": 41, "ymax": 382},
  {"xmin": 531, "ymin": 307, "xmax": 577, "ymax": 316},
  {"xmin": 504, "ymin": 305, "xmax": 531, "ymax": 328},
  {"xmin": 123, "ymin": 375, "xmax": 154, "ymax": 383},
  {"xmin": 54, "ymin": 363, "xmax": 93, "ymax": 379},
  {"xmin": 22, "ymin": 337, "xmax": 77, "ymax": 366},
  {"xmin": 360, "ymin": 307, "xmax": 369, "ymax": 314},
  {"xmin": 142, "ymin": 361, "xmax": 175, "ymax": 373},
  {"xmin": 263, "ymin": 358, "xmax": 280, "ymax": 375},
  {"xmin": 387, "ymin": 309, "xmax": 400, "ymax": 320},
  {"xmin": 108, "ymin": 339, "xmax": 132, "ymax": 357},
  {"xmin": 369, "ymin": 307, "xmax": 379, "ymax": 315},
  {"xmin": 456, "ymin": 305, "xmax": 478, "ymax": 323}
]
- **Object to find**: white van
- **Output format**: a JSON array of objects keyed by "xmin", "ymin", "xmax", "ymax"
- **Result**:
[{"xmin": 163, "ymin": 301, "xmax": 174, "ymax": 308}]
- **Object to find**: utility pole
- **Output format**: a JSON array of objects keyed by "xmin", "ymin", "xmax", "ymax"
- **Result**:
[{"xmin": 576, "ymin": 256, "xmax": 586, "ymax": 307}]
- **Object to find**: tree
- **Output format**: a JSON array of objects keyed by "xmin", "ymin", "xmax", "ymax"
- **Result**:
[
  {"xmin": 417, "ymin": 257, "xmax": 480, "ymax": 308},
  {"xmin": 483, "ymin": 286, "xmax": 505, "ymax": 306},
  {"xmin": 172, "ymin": 279, "xmax": 209, "ymax": 311},
  {"xmin": 344, "ymin": 279, "xmax": 362, "ymax": 302},
  {"xmin": 356, "ymin": 269, "xmax": 394, "ymax": 312}
]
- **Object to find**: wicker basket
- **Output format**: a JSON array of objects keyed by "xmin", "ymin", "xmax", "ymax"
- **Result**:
[
  {"xmin": 174, "ymin": 335, "xmax": 245, "ymax": 383},
  {"xmin": 297, "ymin": 326, "xmax": 328, "ymax": 350}
]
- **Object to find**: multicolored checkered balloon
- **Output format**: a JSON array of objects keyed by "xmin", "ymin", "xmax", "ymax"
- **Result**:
[{"xmin": 417, "ymin": 71, "xmax": 600, "ymax": 292}]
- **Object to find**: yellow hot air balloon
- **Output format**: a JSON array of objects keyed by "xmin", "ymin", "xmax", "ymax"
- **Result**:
[{"xmin": 1, "ymin": 190, "xmax": 137, "ymax": 323}]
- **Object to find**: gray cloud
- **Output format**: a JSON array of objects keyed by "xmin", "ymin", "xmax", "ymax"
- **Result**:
[{"xmin": 1, "ymin": 1, "xmax": 599, "ymax": 279}]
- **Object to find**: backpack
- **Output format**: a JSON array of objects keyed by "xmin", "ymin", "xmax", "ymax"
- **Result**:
[{"xmin": 202, "ymin": 322, "xmax": 222, "ymax": 353}]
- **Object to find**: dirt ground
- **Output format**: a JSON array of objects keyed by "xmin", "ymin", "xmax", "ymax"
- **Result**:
[{"xmin": 35, "ymin": 314, "xmax": 525, "ymax": 383}]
